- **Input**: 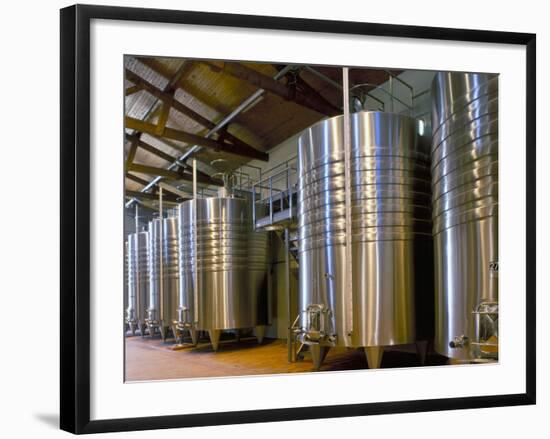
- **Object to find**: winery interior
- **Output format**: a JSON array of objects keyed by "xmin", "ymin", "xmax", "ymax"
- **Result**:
[{"xmin": 124, "ymin": 57, "xmax": 498, "ymax": 381}]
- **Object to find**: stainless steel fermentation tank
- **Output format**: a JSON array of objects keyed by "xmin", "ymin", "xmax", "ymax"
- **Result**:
[
  {"xmin": 297, "ymin": 111, "xmax": 434, "ymax": 369},
  {"xmin": 126, "ymin": 232, "xmax": 149, "ymax": 335},
  {"xmin": 146, "ymin": 217, "xmax": 180, "ymax": 341},
  {"xmin": 177, "ymin": 196, "xmax": 269, "ymax": 350},
  {"xmin": 431, "ymin": 72, "xmax": 498, "ymax": 362}
]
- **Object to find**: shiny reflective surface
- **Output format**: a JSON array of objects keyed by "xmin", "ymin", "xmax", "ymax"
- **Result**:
[
  {"xmin": 298, "ymin": 111, "xmax": 433, "ymax": 348},
  {"xmin": 431, "ymin": 72, "xmax": 498, "ymax": 360},
  {"xmin": 126, "ymin": 232, "xmax": 149, "ymax": 331},
  {"xmin": 124, "ymin": 241, "xmax": 128, "ymax": 326},
  {"xmin": 178, "ymin": 197, "xmax": 269, "ymax": 331},
  {"xmin": 148, "ymin": 218, "xmax": 180, "ymax": 332}
]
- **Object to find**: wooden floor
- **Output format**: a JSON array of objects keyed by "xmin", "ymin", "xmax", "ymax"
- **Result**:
[{"xmin": 125, "ymin": 333, "xmax": 448, "ymax": 382}]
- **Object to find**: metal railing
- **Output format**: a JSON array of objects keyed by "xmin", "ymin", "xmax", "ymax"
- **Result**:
[{"xmin": 251, "ymin": 157, "xmax": 298, "ymax": 230}]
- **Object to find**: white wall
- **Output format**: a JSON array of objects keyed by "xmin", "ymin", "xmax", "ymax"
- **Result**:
[{"xmin": 2, "ymin": 1, "xmax": 547, "ymax": 438}]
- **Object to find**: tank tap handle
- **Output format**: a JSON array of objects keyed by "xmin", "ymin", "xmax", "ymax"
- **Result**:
[{"xmin": 449, "ymin": 335, "xmax": 469, "ymax": 349}]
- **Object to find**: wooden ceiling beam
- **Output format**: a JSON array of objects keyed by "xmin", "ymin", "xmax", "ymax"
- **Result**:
[
  {"xmin": 125, "ymin": 68, "xmax": 264, "ymax": 159},
  {"xmin": 125, "ymin": 84, "xmax": 143, "ymax": 96},
  {"xmin": 155, "ymin": 92, "xmax": 174, "ymax": 135},
  {"xmin": 125, "ymin": 190, "xmax": 186, "ymax": 203},
  {"xmin": 165, "ymin": 61, "xmax": 189, "ymax": 91},
  {"xmin": 296, "ymin": 73, "xmax": 341, "ymax": 111},
  {"xmin": 128, "ymin": 135, "xmax": 177, "ymax": 165},
  {"xmin": 125, "ymin": 135, "xmax": 139, "ymax": 171},
  {"xmin": 125, "ymin": 116, "xmax": 267, "ymax": 161},
  {"xmin": 126, "ymin": 173, "xmax": 193, "ymax": 200},
  {"xmin": 127, "ymin": 163, "xmax": 186, "ymax": 180},
  {"xmin": 203, "ymin": 61, "xmax": 340, "ymax": 117},
  {"xmin": 126, "ymin": 162, "xmax": 223, "ymax": 186},
  {"xmin": 125, "ymin": 172, "xmax": 152, "ymax": 187},
  {"xmin": 124, "ymin": 134, "xmax": 215, "ymax": 182}
]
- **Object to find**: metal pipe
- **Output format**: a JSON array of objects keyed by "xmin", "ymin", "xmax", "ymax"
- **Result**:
[
  {"xmin": 342, "ymin": 67, "xmax": 353, "ymax": 336},
  {"xmin": 159, "ymin": 187, "xmax": 164, "ymax": 323},
  {"xmin": 288, "ymin": 165, "xmax": 293, "ymax": 217},
  {"xmin": 134, "ymin": 204, "xmax": 139, "ymax": 233},
  {"xmin": 252, "ymin": 186, "xmax": 256, "ymax": 230},
  {"xmin": 389, "ymin": 75, "xmax": 394, "ymax": 112},
  {"xmin": 125, "ymin": 65, "xmax": 293, "ymax": 208},
  {"xmin": 192, "ymin": 176, "xmax": 199, "ymax": 326},
  {"xmin": 192, "ymin": 159, "xmax": 197, "ymax": 199},
  {"xmin": 285, "ymin": 228, "xmax": 293, "ymax": 363},
  {"xmin": 269, "ymin": 176, "xmax": 273, "ymax": 225}
]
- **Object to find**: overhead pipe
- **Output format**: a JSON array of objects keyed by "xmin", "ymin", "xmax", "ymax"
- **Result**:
[
  {"xmin": 342, "ymin": 67, "xmax": 353, "ymax": 334},
  {"xmin": 159, "ymin": 187, "xmax": 164, "ymax": 324}
]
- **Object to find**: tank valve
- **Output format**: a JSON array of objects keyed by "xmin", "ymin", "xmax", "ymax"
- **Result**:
[{"xmin": 449, "ymin": 335, "xmax": 469, "ymax": 349}]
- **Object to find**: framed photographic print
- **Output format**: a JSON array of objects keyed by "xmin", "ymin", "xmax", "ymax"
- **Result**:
[{"xmin": 60, "ymin": 4, "xmax": 536, "ymax": 434}]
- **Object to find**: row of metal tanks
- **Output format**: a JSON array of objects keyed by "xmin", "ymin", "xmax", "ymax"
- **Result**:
[
  {"xmin": 296, "ymin": 71, "xmax": 498, "ymax": 369},
  {"xmin": 125, "ymin": 71, "xmax": 498, "ymax": 368},
  {"xmin": 125, "ymin": 196, "xmax": 269, "ymax": 350}
]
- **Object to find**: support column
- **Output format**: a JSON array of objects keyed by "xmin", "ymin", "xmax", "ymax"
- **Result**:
[
  {"xmin": 364, "ymin": 346, "xmax": 384, "ymax": 369},
  {"xmin": 416, "ymin": 340, "xmax": 428, "ymax": 365},
  {"xmin": 209, "ymin": 329, "xmax": 221, "ymax": 351},
  {"xmin": 310, "ymin": 344, "xmax": 330, "ymax": 371},
  {"xmin": 256, "ymin": 326, "xmax": 265, "ymax": 344}
]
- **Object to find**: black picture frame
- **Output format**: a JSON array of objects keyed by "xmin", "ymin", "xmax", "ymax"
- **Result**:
[{"xmin": 60, "ymin": 4, "xmax": 536, "ymax": 434}]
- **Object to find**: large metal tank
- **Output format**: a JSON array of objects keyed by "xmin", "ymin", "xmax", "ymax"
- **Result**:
[
  {"xmin": 147, "ymin": 217, "xmax": 180, "ymax": 341},
  {"xmin": 177, "ymin": 196, "xmax": 269, "ymax": 350},
  {"xmin": 126, "ymin": 231, "xmax": 149, "ymax": 335},
  {"xmin": 431, "ymin": 72, "xmax": 498, "ymax": 361},
  {"xmin": 298, "ymin": 111, "xmax": 433, "ymax": 369}
]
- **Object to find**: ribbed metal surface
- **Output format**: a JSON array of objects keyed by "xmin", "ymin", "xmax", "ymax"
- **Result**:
[
  {"xmin": 298, "ymin": 111, "xmax": 433, "ymax": 348},
  {"xmin": 178, "ymin": 197, "xmax": 269, "ymax": 331},
  {"xmin": 127, "ymin": 232, "xmax": 149, "ymax": 326},
  {"xmin": 431, "ymin": 72, "xmax": 498, "ymax": 360},
  {"xmin": 124, "ymin": 241, "xmax": 128, "ymax": 323},
  {"xmin": 148, "ymin": 217, "xmax": 180, "ymax": 327}
]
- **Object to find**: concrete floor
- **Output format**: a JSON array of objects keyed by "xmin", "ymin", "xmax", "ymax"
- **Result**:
[{"xmin": 125, "ymin": 334, "xmax": 448, "ymax": 382}]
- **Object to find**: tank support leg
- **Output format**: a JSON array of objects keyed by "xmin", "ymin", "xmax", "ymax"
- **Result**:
[
  {"xmin": 209, "ymin": 330, "xmax": 221, "ymax": 351},
  {"xmin": 172, "ymin": 325, "xmax": 180, "ymax": 344},
  {"xmin": 139, "ymin": 322, "xmax": 147, "ymax": 337},
  {"xmin": 255, "ymin": 326, "xmax": 265, "ymax": 344},
  {"xmin": 364, "ymin": 346, "xmax": 384, "ymax": 369},
  {"xmin": 321, "ymin": 346, "xmax": 330, "ymax": 364},
  {"xmin": 189, "ymin": 328, "xmax": 198, "ymax": 346},
  {"xmin": 160, "ymin": 326, "xmax": 168, "ymax": 342},
  {"xmin": 416, "ymin": 340, "xmax": 428, "ymax": 365},
  {"xmin": 234, "ymin": 329, "xmax": 240, "ymax": 342},
  {"xmin": 310, "ymin": 344, "xmax": 329, "ymax": 371}
]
